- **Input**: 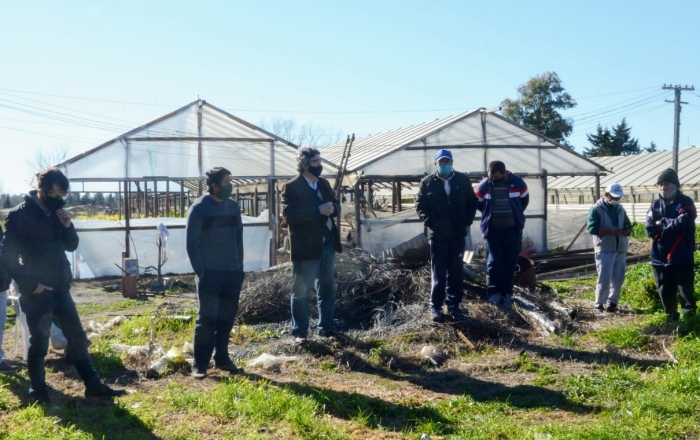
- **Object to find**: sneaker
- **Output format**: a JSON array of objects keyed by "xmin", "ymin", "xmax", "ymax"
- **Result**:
[
  {"xmin": 502, "ymin": 295, "xmax": 513, "ymax": 310},
  {"xmin": 606, "ymin": 303, "xmax": 618, "ymax": 313},
  {"xmin": 318, "ymin": 329, "xmax": 343, "ymax": 338},
  {"xmin": 447, "ymin": 307, "xmax": 467, "ymax": 322},
  {"xmin": 0, "ymin": 361, "xmax": 19, "ymax": 373},
  {"xmin": 430, "ymin": 308, "xmax": 446, "ymax": 323},
  {"xmin": 215, "ymin": 362, "xmax": 244, "ymax": 374},
  {"xmin": 294, "ymin": 336, "xmax": 308, "ymax": 345},
  {"xmin": 488, "ymin": 293, "xmax": 502, "ymax": 305},
  {"xmin": 191, "ymin": 367, "xmax": 208, "ymax": 379},
  {"xmin": 84, "ymin": 382, "xmax": 127, "ymax": 398},
  {"xmin": 593, "ymin": 304, "xmax": 604, "ymax": 312}
]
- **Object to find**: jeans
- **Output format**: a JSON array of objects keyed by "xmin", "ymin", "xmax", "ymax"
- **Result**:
[
  {"xmin": 429, "ymin": 236, "xmax": 466, "ymax": 310},
  {"xmin": 0, "ymin": 290, "xmax": 6, "ymax": 362},
  {"xmin": 594, "ymin": 252, "xmax": 627, "ymax": 306},
  {"xmin": 194, "ymin": 269, "xmax": 245, "ymax": 369},
  {"xmin": 290, "ymin": 245, "xmax": 336, "ymax": 337},
  {"xmin": 486, "ymin": 226, "xmax": 522, "ymax": 298},
  {"xmin": 19, "ymin": 290, "xmax": 97, "ymax": 396},
  {"xmin": 653, "ymin": 264, "xmax": 697, "ymax": 320}
]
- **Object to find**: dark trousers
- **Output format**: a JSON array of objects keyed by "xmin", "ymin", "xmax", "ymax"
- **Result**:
[
  {"xmin": 429, "ymin": 236, "xmax": 466, "ymax": 310},
  {"xmin": 486, "ymin": 226, "xmax": 522, "ymax": 297},
  {"xmin": 652, "ymin": 264, "xmax": 697, "ymax": 320},
  {"xmin": 19, "ymin": 290, "xmax": 98, "ymax": 397},
  {"xmin": 194, "ymin": 269, "xmax": 245, "ymax": 369}
]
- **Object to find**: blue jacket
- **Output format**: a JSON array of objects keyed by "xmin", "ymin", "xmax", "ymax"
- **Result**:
[
  {"xmin": 474, "ymin": 172, "xmax": 529, "ymax": 239},
  {"xmin": 645, "ymin": 192, "xmax": 696, "ymax": 266}
]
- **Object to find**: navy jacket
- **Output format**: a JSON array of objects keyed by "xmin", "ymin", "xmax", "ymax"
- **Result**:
[
  {"xmin": 474, "ymin": 172, "xmax": 529, "ymax": 239},
  {"xmin": 645, "ymin": 192, "xmax": 696, "ymax": 266},
  {"xmin": 0, "ymin": 192, "xmax": 79, "ymax": 295},
  {"xmin": 416, "ymin": 170, "xmax": 477, "ymax": 241}
]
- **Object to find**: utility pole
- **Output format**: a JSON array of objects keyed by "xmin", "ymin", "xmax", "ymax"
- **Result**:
[{"xmin": 663, "ymin": 84, "xmax": 695, "ymax": 172}]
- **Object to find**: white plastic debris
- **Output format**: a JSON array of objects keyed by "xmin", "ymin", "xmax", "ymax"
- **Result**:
[
  {"xmin": 147, "ymin": 346, "xmax": 185, "ymax": 378},
  {"xmin": 246, "ymin": 353, "xmax": 300, "ymax": 371},
  {"xmin": 111, "ymin": 344, "xmax": 150, "ymax": 357},
  {"xmin": 420, "ymin": 345, "xmax": 445, "ymax": 366}
]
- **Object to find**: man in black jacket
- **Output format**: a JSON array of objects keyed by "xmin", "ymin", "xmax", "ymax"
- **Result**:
[
  {"xmin": 281, "ymin": 148, "xmax": 342, "ymax": 343},
  {"xmin": 416, "ymin": 149, "xmax": 478, "ymax": 322},
  {"xmin": 0, "ymin": 168, "xmax": 124, "ymax": 406}
]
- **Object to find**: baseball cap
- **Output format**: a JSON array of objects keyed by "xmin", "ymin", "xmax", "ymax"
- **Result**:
[
  {"xmin": 435, "ymin": 149, "xmax": 452, "ymax": 161},
  {"xmin": 606, "ymin": 182, "xmax": 625, "ymax": 198}
]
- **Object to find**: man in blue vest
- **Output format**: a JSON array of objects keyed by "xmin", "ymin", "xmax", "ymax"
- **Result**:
[{"xmin": 587, "ymin": 182, "xmax": 632, "ymax": 313}]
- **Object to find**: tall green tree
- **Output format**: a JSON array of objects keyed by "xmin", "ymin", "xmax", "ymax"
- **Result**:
[
  {"xmin": 584, "ymin": 118, "xmax": 641, "ymax": 157},
  {"xmin": 501, "ymin": 72, "xmax": 577, "ymax": 147}
]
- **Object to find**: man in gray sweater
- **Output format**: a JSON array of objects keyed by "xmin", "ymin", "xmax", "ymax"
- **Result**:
[{"xmin": 186, "ymin": 167, "xmax": 245, "ymax": 378}]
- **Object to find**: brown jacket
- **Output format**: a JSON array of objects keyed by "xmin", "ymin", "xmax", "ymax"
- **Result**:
[{"xmin": 281, "ymin": 174, "xmax": 342, "ymax": 261}]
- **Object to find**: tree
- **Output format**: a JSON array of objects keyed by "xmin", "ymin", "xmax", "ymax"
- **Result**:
[
  {"xmin": 583, "ymin": 118, "xmax": 641, "ymax": 157},
  {"xmin": 645, "ymin": 141, "xmax": 658, "ymax": 153},
  {"xmin": 258, "ymin": 117, "xmax": 343, "ymax": 147},
  {"xmin": 3, "ymin": 194, "xmax": 11, "ymax": 208},
  {"xmin": 501, "ymin": 72, "xmax": 577, "ymax": 147},
  {"xmin": 26, "ymin": 144, "xmax": 72, "ymax": 174}
]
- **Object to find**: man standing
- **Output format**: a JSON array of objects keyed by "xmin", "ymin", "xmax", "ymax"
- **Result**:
[
  {"xmin": 475, "ymin": 161, "xmax": 529, "ymax": 309},
  {"xmin": 416, "ymin": 149, "xmax": 477, "ymax": 322},
  {"xmin": 281, "ymin": 147, "xmax": 342, "ymax": 343},
  {"xmin": 0, "ymin": 225, "xmax": 20, "ymax": 374},
  {"xmin": 186, "ymin": 167, "xmax": 245, "ymax": 378},
  {"xmin": 0, "ymin": 168, "xmax": 124, "ymax": 405},
  {"xmin": 645, "ymin": 168, "xmax": 697, "ymax": 322},
  {"xmin": 587, "ymin": 183, "xmax": 632, "ymax": 313}
]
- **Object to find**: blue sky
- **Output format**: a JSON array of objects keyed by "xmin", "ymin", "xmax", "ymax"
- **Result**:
[{"xmin": 1, "ymin": 0, "xmax": 698, "ymax": 194}]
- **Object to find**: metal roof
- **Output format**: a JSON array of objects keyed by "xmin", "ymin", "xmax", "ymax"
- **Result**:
[{"xmin": 548, "ymin": 146, "xmax": 700, "ymax": 190}]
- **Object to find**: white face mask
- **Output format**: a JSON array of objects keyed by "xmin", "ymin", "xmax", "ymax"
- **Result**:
[{"xmin": 608, "ymin": 199, "xmax": 620, "ymax": 206}]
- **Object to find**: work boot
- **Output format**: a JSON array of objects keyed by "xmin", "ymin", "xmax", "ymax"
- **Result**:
[
  {"xmin": 29, "ymin": 387, "xmax": 59, "ymax": 410},
  {"xmin": 606, "ymin": 303, "xmax": 618, "ymax": 313},
  {"xmin": 430, "ymin": 307, "xmax": 446, "ymax": 323},
  {"xmin": 447, "ymin": 306, "xmax": 467, "ymax": 322},
  {"xmin": 502, "ymin": 295, "xmax": 513, "ymax": 310},
  {"xmin": 84, "ymin": 381, "xmax": 127, "ymax": 398},
  {"xmin": 488, "ymin": 293, "xmax": 502, "ymax": 306},
  {"xmin": 215, "ymin": 361, "xmax": 244, "ymax": 375}
]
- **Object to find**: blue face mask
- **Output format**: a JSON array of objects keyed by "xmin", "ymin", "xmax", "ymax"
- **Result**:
[{"xmin": 438, "ymin": 164, "xmax": 453, "ymax": 175}]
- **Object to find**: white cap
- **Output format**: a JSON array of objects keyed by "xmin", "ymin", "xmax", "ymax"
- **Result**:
[{"xmin": 606, "ymin": 182, "xmax": 625, "ymax": 198}]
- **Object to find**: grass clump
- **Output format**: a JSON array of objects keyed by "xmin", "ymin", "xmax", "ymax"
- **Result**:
[
  {"xmin": 592, "ymin": 322, "xmax": 649, "ymax": 349},
  {"xmin": 621, "ymin": 263, "xmax": 662, "ymax": 311}
]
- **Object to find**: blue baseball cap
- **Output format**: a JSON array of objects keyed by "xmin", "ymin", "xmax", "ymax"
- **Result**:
[{"xmin": 435, "ymin": 149, "xmax": 452, "ymax": 161}]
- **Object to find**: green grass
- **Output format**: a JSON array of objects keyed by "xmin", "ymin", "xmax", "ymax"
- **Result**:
[{"xmin": 76, "ymin": 299, "xmax": 151, "ymax": 316}]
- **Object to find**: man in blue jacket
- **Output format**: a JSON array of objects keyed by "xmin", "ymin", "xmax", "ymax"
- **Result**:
[
  {"xmin": 475, "ymin": 161, "xmax": 529, "ymax": 309},
  {"xmin": 0, "ymin": 168, "xmax": 125, "ymax": 406},
  {"xmin": 645, "ymin": 168, "xmax": 697, "ymax": 322},
  {"xmin": 416, "ymin": 149, "xmax": 478, "ymax": 323}
]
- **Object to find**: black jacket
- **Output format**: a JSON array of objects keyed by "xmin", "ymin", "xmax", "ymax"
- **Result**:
[
  {"xmin": 0, "ymin": 192, "xmax": 79, "ymax": 295},
  {"xmin": 416, "ymin": 171, "xmax": 478, "ymax": 240},
  {"xmin": 281, "ymin": 174, "xmax": 342, "ymax": 261},
  {"xmin": 645, "ymin": 192, "xmax": 696, "ymax": 266},
  {"xmin": 0, "ymin": 224, "xmax": 10, "ymax": 291}
]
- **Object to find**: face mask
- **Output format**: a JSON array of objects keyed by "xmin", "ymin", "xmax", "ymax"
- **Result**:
[
  {"xmin": 308, "ymin": 165, "xmax": 323, "ymax": 177},
  {"xmin": 660, "ymin": 188, "xmax": 677, "ymax": 200},
  {"xmin": 608, "ymin": 199, "xmax": 620, "ymax": 206},
  {"xmin": 41, "ymin": 193, "xmax": 65, "ymax": 211},
  {"xmin": 438, "ymin": 164, "xmax": 453, "ymax": 175},
  {"xmin": 218, "ymin": 183, "xmax": 233, "ymax": 199}
]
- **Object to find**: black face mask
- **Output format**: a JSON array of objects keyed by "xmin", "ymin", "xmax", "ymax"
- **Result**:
[
  {"xmin": 308, "ymin": 165, "xmax": 323, "ymax": 177},
  {"xmin": 41, "ymin": 194, "xmax": 65, "ymax": 211}
]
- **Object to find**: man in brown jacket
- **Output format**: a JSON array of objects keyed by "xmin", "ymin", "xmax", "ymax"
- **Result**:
[{"xmin": 281, "ymin": 148, "xmax": 342, "ymax": 343}]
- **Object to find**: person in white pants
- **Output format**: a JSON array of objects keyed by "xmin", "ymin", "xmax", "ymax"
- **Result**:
[{"xmin": 587, "ymin": 183, "xmax": 632, "ymax": 313}]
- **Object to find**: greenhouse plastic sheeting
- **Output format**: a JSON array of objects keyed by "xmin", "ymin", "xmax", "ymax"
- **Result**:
[{"xmin": 69, "ymin": 215, "xmax": 271, "ymax": 278}]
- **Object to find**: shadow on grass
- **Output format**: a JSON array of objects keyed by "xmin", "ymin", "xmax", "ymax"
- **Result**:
[{"xmin": 0, "ymin": 355, "xmax": 159, "ymax": 440}]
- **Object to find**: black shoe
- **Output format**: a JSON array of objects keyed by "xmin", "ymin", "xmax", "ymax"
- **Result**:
[
  {"xmin": 29, "ymin": 388, "xmax": 56, "ymax": 408},
  {"xmin": 318, "ymin": 329, "xmax": 343, "ymax": 338},
  {"xmin": 430, "ymin": 308, "xmax": 446, "ymax": 323},
  {"xmin": 0, "ymin": 361, "xmax": 19, "ymax": 373},
  {"xmin": 191, "ymin": 367, "xmax": 207, "ymax": 379},
  {"xmin": 215, "ymin": 362, "xmax": 244, "ymax": 374},
  {"xmin": 594, "ymin": 304, "xmax": 605, "ymax": 313},
  {"xmin": 84, "ymin": 382, "xmax": 127, "ymax": 398},
  {"xmin": 606, "ymin": 303, "xmax": 618, "ymax": 313},
  {"xmin": 447, "ymin": 307, "xmax": 467, "ymax": 322}
]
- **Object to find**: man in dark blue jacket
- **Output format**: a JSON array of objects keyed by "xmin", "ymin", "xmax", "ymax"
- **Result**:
[
  {"xmin": 0, "ymin": 168, "xmax": 124, "ymax": 406},
  {"xmin": 416, "ymin": 149, "xmax": 477, "ymax": 322},
  {"xmin": 645, "ymin": 168, "xmax": 697, "ymax": 322},
  {"xmin": 474, "ymin": 161, "xmax": 529, "ymax": 309}
]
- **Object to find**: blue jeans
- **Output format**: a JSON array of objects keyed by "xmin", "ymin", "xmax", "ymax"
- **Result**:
[
  {"xmin": 19, "ymin": 290, "xmax": 98, "ymax": 396},
  {"xmin": 194, "ymin": 269, "xmax": 245, "ymax": 369},
  {"xmin": 429, "ymin": 236, "xmax": 466, "ymax": 310},
  {"xmin": 290, "ymin": 245, "xmax": 336, "ymax": 337},
  {"xmin": 486, "ymin": 226, "xmax": 522, "ymax": 298}
]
